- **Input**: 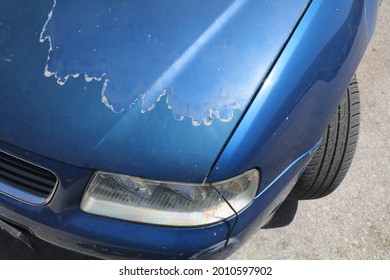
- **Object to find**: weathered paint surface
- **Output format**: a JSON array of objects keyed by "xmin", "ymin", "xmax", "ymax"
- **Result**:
[
  {"xmin": 40, "ymin": 0, "xmax": 306, "ymax": 126},
  {"xmin": 0, "ymin": 0, "xmax": 379, "ymax": 260},
  {"xmin": 0, "ymin": 0, "xmax": 308, "ymax": 182}
]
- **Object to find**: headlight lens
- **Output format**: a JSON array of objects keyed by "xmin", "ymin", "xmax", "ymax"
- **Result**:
[{"xmin": 81, "ymin": 169, "xmax": 259, "ymax": 226}]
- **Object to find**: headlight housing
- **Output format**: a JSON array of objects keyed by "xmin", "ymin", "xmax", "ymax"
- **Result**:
[{"xmin": 81, "ymin": 169, "xmax": 259, "ymax": 226}]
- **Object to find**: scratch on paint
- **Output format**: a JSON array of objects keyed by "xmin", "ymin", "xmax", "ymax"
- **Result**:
[
  {"xmin": 189, "ymin": 237, "xmax": 239, "ymax": 259},
  {"xmin": 40, "ymin": 0, "xmax": 249, "ymax": 126}
]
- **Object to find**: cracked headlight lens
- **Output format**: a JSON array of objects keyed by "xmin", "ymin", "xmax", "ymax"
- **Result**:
[{"xmin": 81, "ymin": 169, "xmax": 259, "ymax": 226}]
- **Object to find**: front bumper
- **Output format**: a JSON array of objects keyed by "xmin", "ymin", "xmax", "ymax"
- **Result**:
[{"xmin": 0, "ymin": 140, "xmax": 316, "ymax": 259}]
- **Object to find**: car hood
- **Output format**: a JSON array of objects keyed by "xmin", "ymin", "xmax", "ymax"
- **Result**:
[{"xmin": 0, "ymin": 0, "xmax": 310, "ymax": 182}]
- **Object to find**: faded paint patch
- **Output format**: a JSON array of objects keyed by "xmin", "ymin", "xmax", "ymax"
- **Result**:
[
  {"xmin": 40, "ymin": 0, "xmax": 251, "ymax": 126},
  {"xmin": 0, "ymin": 56, "xmax": 12, "ymax": 62}
]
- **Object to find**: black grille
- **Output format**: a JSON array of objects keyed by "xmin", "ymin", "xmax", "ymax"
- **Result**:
[{"xmin": 0, "ymin": 150, "xmax": 57, "ymax": 198}]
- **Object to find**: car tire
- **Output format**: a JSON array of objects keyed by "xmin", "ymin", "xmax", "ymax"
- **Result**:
[{"xmin": 288, "ymin": 75, "xmax": 360, "ymax": 200}]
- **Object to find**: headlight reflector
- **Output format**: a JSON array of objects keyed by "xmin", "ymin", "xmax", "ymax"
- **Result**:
[{"xmin": 81, "ymin": 169, "xmax": 259, "ymax": 226}]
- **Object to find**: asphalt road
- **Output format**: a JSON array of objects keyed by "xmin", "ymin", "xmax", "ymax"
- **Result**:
[{"xmin": 0, "ymin": 2, "xmax": 389, "ymax": 260}]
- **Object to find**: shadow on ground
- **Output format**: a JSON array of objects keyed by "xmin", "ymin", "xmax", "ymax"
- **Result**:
[{"xmin": 262, "ymin": 200, "xmax": 299, "ymax": 229}]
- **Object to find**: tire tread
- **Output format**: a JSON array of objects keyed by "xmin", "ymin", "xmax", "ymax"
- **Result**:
[{"xmin": 288, "ymin": 75, "xmax": 360, "ymax": 200}]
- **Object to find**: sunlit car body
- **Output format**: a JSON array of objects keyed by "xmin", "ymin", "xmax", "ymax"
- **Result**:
[{"xmin": 0, "ymin": 0, "xmax": 379, "ymax": 259}]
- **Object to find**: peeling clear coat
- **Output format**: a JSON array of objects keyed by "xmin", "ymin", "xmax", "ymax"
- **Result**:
[
  {"xmin": 39, "ymin": 0, "xmax": 308, "ymax": 125},
  {"xmin": 0, "ymin": 0, "xmax": 379, "ymax": 260},
  {"xmin": 0, "ymin": 0, "xmax": 309, "ymax": 182}
]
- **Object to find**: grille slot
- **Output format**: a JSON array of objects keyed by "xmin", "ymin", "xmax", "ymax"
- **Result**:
[{"xmin": 0, "ymin": 150, "xmax": 57, "ymax": 199}]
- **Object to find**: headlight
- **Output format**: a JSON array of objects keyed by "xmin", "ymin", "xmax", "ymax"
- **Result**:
[{"xmin": 81, "ymin": 169, "xmax": 259, "ymax": 226}]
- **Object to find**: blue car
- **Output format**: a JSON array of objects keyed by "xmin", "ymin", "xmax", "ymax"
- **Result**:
[{"xmin": 0, "ymin": 0, "xmax": 379, "ymax": 259}]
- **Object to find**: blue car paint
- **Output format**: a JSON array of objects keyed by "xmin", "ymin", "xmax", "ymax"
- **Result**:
[
  {"xmin": 0, "ymin": 0, "xmax": 379, "ymax": 259},
  {"xmin": 209, "ymin": 0, "xmax": 379, "ymax": 190},
  {"xmin": 0, "ymin": 139, "xmax": 317, "ymax": 259},
  {"xmin": 0, "ymin": 0, "xmax": 308, "ymax": 183}
]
